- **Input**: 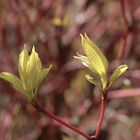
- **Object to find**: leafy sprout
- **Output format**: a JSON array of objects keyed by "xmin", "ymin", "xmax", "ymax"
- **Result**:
[
  {"xmin": 74, "ymin": 34, "xmax": 128, "ymax": 94},
  {"xmin": 0, "ymin": 46, "xmax": 52, "ymax": 101}
]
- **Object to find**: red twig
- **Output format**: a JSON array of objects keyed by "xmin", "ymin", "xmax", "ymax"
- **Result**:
[
  {"xmin": 120, "ymin": 0, "xmax": 129, "ymax": 27},
  {"xmin": 32, "ymin": 93, "xmax": 107, "ymax": 140},
  {"xmin": 94, "ymin": 96, "xmax": 105, "ymax": 139},
  {"xmin": 33, "ymin": 102, "xmax": 91, "ymax": 140},
  {"xmin": 119, "ymin": 0, "xmax": 129, "ymax": 62},
  {"xmin": 108, "ymin": 88, "xmax": 140, "ymax": 99}
]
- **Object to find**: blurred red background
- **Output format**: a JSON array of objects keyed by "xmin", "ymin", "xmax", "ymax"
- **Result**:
[{"xmin": 0, "ymin": 0, "xmax": 140, "ymax": 140}]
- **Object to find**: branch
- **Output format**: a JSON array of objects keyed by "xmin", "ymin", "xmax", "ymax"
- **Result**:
[
  {"xmin": 94, "ymin": 96, "xmax": 105, "ymax": 139},
  {"xmin": 32, "ymin": 102, "xmax": 91, "ymax": 140},
  {"xmin": 108, "ymin": 88, "xmax": 140, "ymax": 99},
  {"xmin": 119, "ymin": 0, "xmax": 129, "ymax": 62}
]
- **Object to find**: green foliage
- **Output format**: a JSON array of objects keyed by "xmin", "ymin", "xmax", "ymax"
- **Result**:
[
  {"xmin": 74, "ymin": 34, "xmax": 128, "ymax": 93},
  {"xmin": 0, "ymin": 46, "xmax": 51, "ymax": 101}
]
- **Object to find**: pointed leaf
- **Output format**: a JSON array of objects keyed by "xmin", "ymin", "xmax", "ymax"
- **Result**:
[
  {"xmin": 0, "ymin": 72, "xmax": 24, "ymax": 93},
  {"xmin": 81, "ymin": 34, "xmax": 108, "ymax": 89},
  {"xmin": 18, "ymin": 46, "xmax": 29, "ymax": 89},
  {"xmin": 74, "ymin": 53, "xmax": 97, "ymax": 73},
  {"xmin": 85, "ymin": 74, "xmax": 98, "ymax": 86},
  {"xmin": 108, "ymin": 64, "xmax": 128, "ymax": 88},
  {"xmin": 37, "ymin": 65, "xmax": 52, "ymax": 88},
  {"xmin": 18, "ymin": 46, "xmax": 29, "ymax": 73},
  {"xmin": 26, "ymin": 46, "xmax": 42, "ymax": 91},
  {"xmin": 81, "ymin": 34, "xmax": 108, "ymax": 74},
  {"xmin": 74, "ymin": 53, "xmax": 89, "ymax": 66}
]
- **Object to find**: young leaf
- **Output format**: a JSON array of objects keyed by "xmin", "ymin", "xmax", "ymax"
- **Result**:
[
  {"xmin": 74, "ymin": 54, "xmax": 89, "ymax": 67},
  {"xmin": 81, "ymin": 34, "xmax": 108, "ymax": 89},
  {"xmin": 18, "ymin": 47, "xmax": 29, "ymax": 87},
  {"xmin": 0, "ymin": 72, "xmax": 24, "ymax": 93},
  {"xmin": 26, "ymin": 46, "xmax": 42, "ymax": 91},
  {"xmin": 74, "ymin": 53, "xmax": 97, "ymax": 74},
  {"xmin": 37, "ymin": 65, "xmax": 52, "ymax": 88},
  {"xmin": 85, "ymin": 74, "xmax": 98, "ymax": 86},
  {"xmin": 81, "ymin": 34, "xmax": 108, "ymax": 74},
  {"xmin": 0, "ymin": 45, "xmax": 52, "ymax": 101},
  {"xmin": 108, "ymin": 64, "xmax": 128, "ymax": 88}
]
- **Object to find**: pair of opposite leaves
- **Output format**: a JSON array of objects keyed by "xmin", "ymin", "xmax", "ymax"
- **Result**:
[{"xmin": 0, "ymin": 34, "xmax": 128, "ymax": 101}]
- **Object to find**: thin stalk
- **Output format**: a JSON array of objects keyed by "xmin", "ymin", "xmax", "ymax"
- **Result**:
[
  {"xmin": 119, "ymin": 0, "xmax": 129, "ymax": 62},
  {"xmin": 94, "ymin": 96, "xmax": 105, "ymax": 139},
  {"xmin": 33, "ymin": 102, "xmax": 90, "ymax": 140},
  {"xmin": 120, "ymin": 0, "xmax": 129, "ymax": 27}
]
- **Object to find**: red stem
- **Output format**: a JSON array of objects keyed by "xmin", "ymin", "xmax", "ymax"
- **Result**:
[
  {"xmin": 119, "ymin": 0, "xmax": 128, "ymax": 62},
  {"xmin": 94, "ymin": 96, "xmax": 105, "ymax": 139},
  {"xmin": 120, "ymin": 0, "xmax": 129, "ymax": 27},
  {"xmin": 108, "ymin": 88, "xmax": 140, "ymax": 99},
  {"xmin": 32, "ymin": 95, "xmax": 106, "ymax": 140},
  {"xmin": 33, "ymin": 103, "xmax": 90, "ymax": 140}
]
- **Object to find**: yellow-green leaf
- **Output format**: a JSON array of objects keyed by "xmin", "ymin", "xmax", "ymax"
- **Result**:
[
  {"xmin": 18, "ymin": 46, "xmax": 29, "ymax": 89},
  {"xmin": 0, "ymin": 72, "xmax": 24, "ymax": 93},
  {"xmin": 108, "ymin": 64, "xmax": 128, "ymax": 88},
  {"xmin": 85, "ymin": 74, "xmax": 98, "ymax": 86},
  {"xmin": 81, "ymin": 34, "xmax": 108, "ymax": 74},
  {"xmin": 74, "ymin": 54, "xmax": 89, "ymax": 67},
  {"xmin": 0, "ymin": 45, "xmax": 52, "ymax": 101},
  {"xmin": 37, "ymin": 65, "xmax": 52, "ymax": 87},
  {"xmin": 26, "ymin": 46, "xmax": 42, "ymax": 91},
  {"xmin": 81, "ymin": 34, "xmax": 108, "ymax": 90},
  {"xmin": 74, "ymin": 53, "xmax": 97, "ymax": 74}
]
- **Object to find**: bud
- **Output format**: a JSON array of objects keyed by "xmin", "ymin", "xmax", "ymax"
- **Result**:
[{"xmin": 0, "ymin": 46, "xmax": 52, "ymax": 101}]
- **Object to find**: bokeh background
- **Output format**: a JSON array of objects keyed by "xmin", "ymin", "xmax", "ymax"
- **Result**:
[{"xmin": 0, "ymin": 0, "xmax": 140, "ymax": 140}]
